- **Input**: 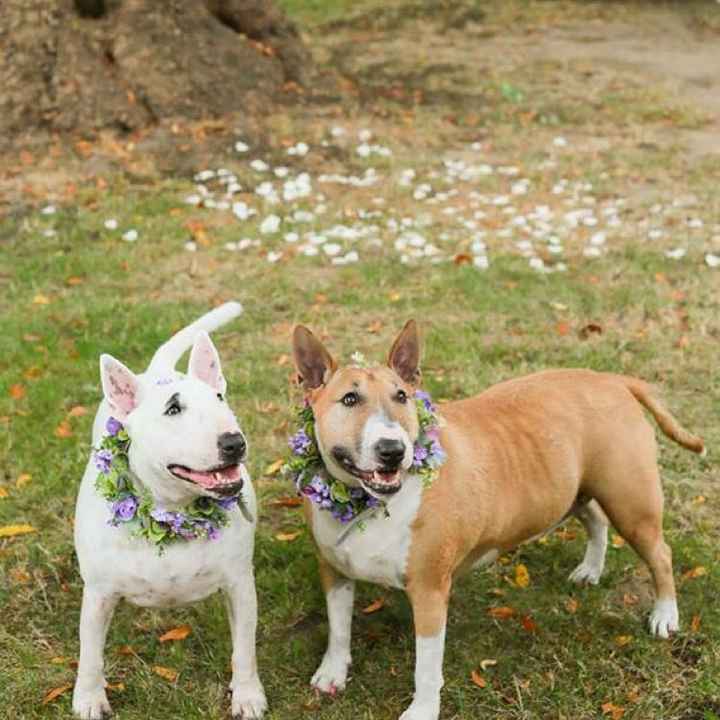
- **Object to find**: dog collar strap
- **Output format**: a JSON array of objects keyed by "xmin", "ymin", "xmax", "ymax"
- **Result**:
[
  {"xmin": 93, "ymin": 417, "xmax": 244, "ymax": 552},
  {"xmin": 282, "ymin": 389, "xmax": 446, "ymax": 529}
]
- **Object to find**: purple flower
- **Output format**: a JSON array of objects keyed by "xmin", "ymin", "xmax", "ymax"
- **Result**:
[
  {"xmin": 112, "ymin": 496, "xmax": 138, "ymax": 522},
  {"xmin": 151, "ymin": 508, "xmax": 187, "ymax": 533},
  {"xmin": 289, "ymin": 429, "xmax": 312, "ymax": 456},
  {"xmin": 413, "ymin": 445, "xmax": 429, "ymax": 467},
  {"xmin": 414, "ymin": 389, "xmax": 434, "ymax": 412},
  {"xmin": 206, "ymin": 524, "xmax": 221, "ymax": 541},
  {"xmin": 427, "ymin": 441, "xmax": 447, "ymax": 468},
  {"xmin": 216, "ymin": 496, "xmax": 240, "ymax": 510},
  {"xmin": 105, "ymin": 417, "xmax": 123, "ymax": 437},
  {"xmin": 95, "ymin": 449, "xmax": 113, "ymax": 474},
  {"xmin": 349, "ymin": 487, "xmax": 366, "ymax": 500}
]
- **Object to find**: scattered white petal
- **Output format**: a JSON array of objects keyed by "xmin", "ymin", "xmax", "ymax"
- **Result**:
[
  {"xmin": 705, "ymin": 253, "xmax": 720, "ymax": 268},
  {"xmin": 590, "ymin": 231, "xmax": 606, "ymax": 247},
  {"xmin": 250, "ymin": 159, "xmax": 269, "ymax": 172},
  {"xmin": 284, "ymin": 232, "xmax": 299, "ymax": 243},
  {"xmin": 553, "ymin": 136, "xmax": 568, "ymax": 147},
  {"xmin": 104, "ymin": 218, "xmax": 118, "ymax": 230},
  {"xmin": 122, "ymin": 229, "xmax": 138, "ymax": 242},
  {"xmin": 234, "ymin": 141, "xmax": 250, "ymax": 153},
  {"xmin": 260, "ymin": 214, "xmax": 281, "ymax": 234},
  {"xmin": 267, "ymin": 251, "xmax": 283, "ymax": 263},
  {"xmin": 688, "ymin": 218, "xmax": 703, "ymax": 229},
  {"xmin": 358, "ymin": 129, "xmax": 373, "ymax": 141},
  {"xmin": 665, "ymin": 247, "xmax": 687, "ymax": 260},
  {"xmin": 184, "ymin": 241, "xmax": 197, "ymax": 252},
  {"xmin": 41, "ymin": 205, "xmax": 56, "ymax": 215},
  {"xmin": 583, "ymin": 246, "xmax": 602, "ymax": 258}
]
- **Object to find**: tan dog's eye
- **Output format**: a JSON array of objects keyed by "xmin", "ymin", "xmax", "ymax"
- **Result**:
[
  {"xmin": 396, "ymin": 389, "xmax": 408, "ymax": 404},
  {"xmin": 341, "ymin": 392, "xmax": 359, "ymax": 408}
]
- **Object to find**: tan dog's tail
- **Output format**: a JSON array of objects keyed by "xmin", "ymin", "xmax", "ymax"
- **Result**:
[{"xmin": 621, "ymin": 376, "xmax": 705, "ymax": 455}]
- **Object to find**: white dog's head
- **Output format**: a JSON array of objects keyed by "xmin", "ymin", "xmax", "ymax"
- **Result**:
[{"xmin": 99, "ymin": 332, "xmax": 247, "ymax": 505}]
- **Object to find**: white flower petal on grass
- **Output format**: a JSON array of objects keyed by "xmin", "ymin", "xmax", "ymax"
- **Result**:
[
  {"xmin": 529, "ymin": 257, "xmax": 545, "ymax": 271},
  {"xmin": 590, "ymin": 232, "xmax": 606, "ymax": 247},
  {"xmin": 194, "ymin": 170, "xmax": 215, "ymax": 182},
  {"xmin": 705, "ymin": 253, "xmax": 720, "ymax": 268},
  {"xmin": 224, "ymin": 241, "xmax": 239, "ymax": 251},
  {"xmin": 331, "ymin": 126, "xmax": 346, "ymax": 137},
  {"xmin": 665, "ymin": 247, "xmax": 687, "ymax": 260},
  {"xmin": 322, "ymin": 243, "xmax": 342, "ymax": 256},
  {"xmin": 583, "ymin": 246, "xmax": 602, "ymax": 258},
  {"xmin": 233, "ymin": 202, "xmax": 255, "ymax": 221},
  {"xmin": 104, "ymin": 218, "xmax": 118, "ymax": 230},
  {"xmin": 688, "ymin": 218, "xmax": 704, "ymax": 229},
  {"xmin": 238, "ymin": 238, "xmax": 254, "ymax": 250},
  {"xmin": 287, "ymin": 142, "xmax": 309, "ymax": 157},
  {"xmin": 358, "ymin": 129, "xmax": 373, "ymax": 141},
  {"xmin": 41, "ymin": 205, "xmax": 56, "ymax": 215},
  {"xmin": 234, "ymin": 141, "xmax": 250, "ymax": 153},
  {"xmin": 648, "ymin": 229, "xmax": 664, "ymax": 240},
  {"xmin": 473, "ymin": 255, "xmax": 489, "ymax": 269},
  {"xmin": 43, "ymin": 228, "xmax": 57, "ymax": 237},
  {"xmin": 284, "ymin": 232, "xmax": 299, "ymax": 243},
  {"xmin": 260, "ymin": 215, "xmax": 281, "ymax": 234},
  {"xmin": 184, "ymin": 194, "xmax": 202, "ymax": 206},
  {"xmin": 250, "ymin": 159, "xmax": 269, "ymax": 172},
  {"xmin": 184, "ymin": 241, "xmax": 197, "ymax": 252},
  {"xmin": 553, "ymin": 136, "xmax": 568, "ymax": 147},
  {"xmin": 301, "ymin": 245, "xmax": 319, "ymax": 256},
  {"xmin": 267, "ymin": 251, "xmax": 283, "ymax": 263},
  {"xmin": 122, "ymin": 229, "xmax": 138, "ymax": 242},
  {"xmin": 274, "ymin": 167, "xmax": 289, "ymax": 178}
]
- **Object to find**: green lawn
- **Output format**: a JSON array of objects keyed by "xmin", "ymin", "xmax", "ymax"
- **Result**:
[{"xmin": 1, "ymin": 1, "xmax": 719, "ymax": 719}]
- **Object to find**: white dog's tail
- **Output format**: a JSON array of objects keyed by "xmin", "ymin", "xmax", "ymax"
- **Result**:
[{"xmin": 146, "ymin": 301, "xmax": 243, "ymax": 374}]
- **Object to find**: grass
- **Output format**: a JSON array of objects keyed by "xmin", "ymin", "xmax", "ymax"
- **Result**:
[{"xmin": 1, "ymin": 1, "xmax": 720, "ymax": 719}]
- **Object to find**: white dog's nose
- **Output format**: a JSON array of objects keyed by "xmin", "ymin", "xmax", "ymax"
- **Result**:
[{"xmin": 218, "ymin": 432, "xmax": 247, "ymax": 462}]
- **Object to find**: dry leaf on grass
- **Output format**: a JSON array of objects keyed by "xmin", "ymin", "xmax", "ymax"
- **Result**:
[
  {"xmin": 9, "ymin": 384, "xmax": 26, "ymax": 400},
  {"xmin": 275, "ymin": 531, "xmax": 302, "ymax": 542},
  {"xmin": 682, "ymin": 566, "xmax": 707, "ymax": 580},
  {"xmin": 54, "ymin": 421, "xmax": 73, "ymax": 438},
  {"xmin": 264, "ymin": 459, "xmax": 285, "ymax": 476},
  {"xmin": 470, "ymin": 670, "xmax": 487, "ymax": 688},
  {"xmin": 487, "ymin": 606, "xmax": 515, "ymax": 620},
  {"xmin": 0, "ymin": 524, "xmax": 37, "ymax": 538},
  {"xmin": 153, "ymin": 666, "xmax": 178, "ymax": 682},
  {"xmin": 515, "ymin": 564, "xmax": 530, "ymax": 588},
  {"xmin": 614, "ymin": 635, "xmax": 633, "ymax": 647},
  {"xmin": 362, "ymin": 598, "xmax": 386, "ymax": 614},
  {"xmin": 68, "ymin": 405, "xmax": 88, "ymax": 417},
  {"xmin": 268, "ymin": 497, "xmax": 302, "ymax": 508},
  {"xmin": 159, "ymin": 625, "xmax": 192, "ymax": 642},
  {"xmin": 565, "ymin": 598, "xmax": 579, "ymax": 614},
  {"xmin": 601, "ymin": 701, "xmax": 626, "ymax": 719},
  {"xmin": 42, "ymin": 683, "xmax": 73, "ymax": 705}
]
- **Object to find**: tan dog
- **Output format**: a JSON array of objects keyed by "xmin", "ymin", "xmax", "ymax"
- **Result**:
[{"xmin": 291, "ymin": 321, "xmax": 704, "ymax": 720}]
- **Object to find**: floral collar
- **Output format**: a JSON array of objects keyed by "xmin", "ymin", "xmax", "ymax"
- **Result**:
[
  {"xmin": 93, "ymin": 417, "xmax": 244, "ymax": 552},
  {"xmin": 283, "ymin": 388, "xmax": 446, "ymax": 538}
]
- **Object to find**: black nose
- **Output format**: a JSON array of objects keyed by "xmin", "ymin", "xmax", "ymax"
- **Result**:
[
  {"xmin": 218, "ymin": 432, "xmax": 247, "ymax": 462},
  {"xmin": 375, "ymin": 438, "xmax": 405, "ymax": 469}
]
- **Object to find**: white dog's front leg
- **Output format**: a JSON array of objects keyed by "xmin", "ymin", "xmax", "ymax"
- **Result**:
[
  {"xmin": 399, "ymin": 626, "xmax": 446, "ymax": 720},
  {"xmin": 73, "ymin": 586, "xmax": 119, "ymax": 720},
  {"xmin": 225, "ymin": 577, "xmax": 266, "ymax": 719},
  {"xmin": 311, "ymin": 578, "xmax": 355, "ymax": 694}
]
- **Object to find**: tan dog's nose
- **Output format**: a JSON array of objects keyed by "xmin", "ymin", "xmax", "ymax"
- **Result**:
[{"xmin": 375, "ymin": 438, "xmax": 405, "ymax": 469}]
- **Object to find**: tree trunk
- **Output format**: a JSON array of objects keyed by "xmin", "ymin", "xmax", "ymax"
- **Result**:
[{"xmin": 0, "ymin": 0, "xmax": 311, "ymax": 142}]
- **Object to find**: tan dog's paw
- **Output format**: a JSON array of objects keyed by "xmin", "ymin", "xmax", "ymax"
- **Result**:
[
  {"xmin": 399, "ymin": 699, "xmax": 440, "ymax": 720},
  {"xmin": 649, "ymin": 598, "xmax": 679, "ymax": 639},
  {"xmin": 72, "ymin": 687, "xmax": 112, "ymax": 719},
  {"xmin": 311, "ymin": 651, "xmax": 351, "ymax": 695},
  {"xmin": 231, "ymin": 680, "xmax": 267, "ymax": 719}
]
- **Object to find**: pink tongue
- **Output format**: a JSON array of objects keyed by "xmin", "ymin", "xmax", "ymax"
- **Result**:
[{"xmin": 182, "ymin": 465, "xmax": 241, "ymax": 489}]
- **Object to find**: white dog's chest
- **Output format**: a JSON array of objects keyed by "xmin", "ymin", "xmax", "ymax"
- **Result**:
[{"xmin": 311, "ymin": 479, "xmax": 423, "ymax": 590}]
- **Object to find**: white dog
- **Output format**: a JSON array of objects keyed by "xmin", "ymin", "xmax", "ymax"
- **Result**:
[{"xmin": 73, "ymin": 302, "xmax": 266, "ymax": 720}]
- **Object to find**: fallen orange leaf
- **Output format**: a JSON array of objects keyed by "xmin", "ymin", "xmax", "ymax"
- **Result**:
[
  {"xmin": 470, "ymin": 670, "xmax": 487, "ymax": 688},
  {"xmin": 515, "ymin": 564, "xmax": 530, "ymax": 588},
  {"xmin": 264, "ymin": 459, "xmax": 285, "ymax": 476},
  {"xmin": 16, "ymin": 473, "xmax": 32, "ymax": 488},
  {"xmin": 42, "ymin": 683, "xmax": 73, "ymax": 705},
  {"xmin": 275, "ymin": 531, "xmax": 302, "ymax": 542},
  {"xmin": 555, "ymin": 321, "xmax": 571, "ymax": 336},
  {"xmin": 68, "ymin": 405, "xmax": 88, "ymax": 417},
  {"xmin": 453, "ymin": 253, "xmax": 473, "ymax": 266},
  {"xmin": 565, "ymin": 598, "xmax": 579, "ymax": 614},
  {"xmin": 362, "ymin": 598, "xmax": 386, "ymax": 614},
  {"xmin": 268, "ymin": 496, "xmax": 303, "ymax": 508},
  {"xmin": 682, "ymin": 566, "xmax": 707, "ymax": 580},
  {"xmin": 611, "ymin": 534, "xmax": 626, "ymax": 549},
  {"xmin": 614, "ymin": 635, "xmax": 633, "ymax": 647},
  {"xmin": 601, "ymin": 701, "xmax": 626, "ymax": 719},
  {"xmin": 54, "ymin": 421, "xmax": 73, "ymax": 438},
  {"xmin": 487, "ymin": 606, "xmax": 515, "ymax": 620},
  {"xmin": 0, "ymin": 488, "xmax": 8, "ymax": 499},
  {"xmin": 32, "ymin": 294, "xmax": 51, "ymax": 305},
  {"xmin": 23, "ymin": 366, "xmax": 43, "ymax": 380},
  {"xmin": 521, "ymin": 615, "xmax": 538, "ymax": 633},
  {"xmin": 106, "ymin": 682, "xmax": 125, "ymax": 692},
  {"xmin": 9, "ymin": 384, "xmax": 26, "ymax": 400},
  {"xmin": 159, "ymin": 625, "xmax": 192, "ymax": 642},
  {"xmin": 0, "ymin": 524, "xmax": 37, "ymax": 538},
  {"xmin": 66, "ymin": 276, "xmax": 84, "ymax": 286},
  {"xmin": 690, "ymin": 614, "xmax": 701, "ymax": 632},
  {"xmin": 153, "ymin": 666, "xmax": 178, "ymax": 682}
]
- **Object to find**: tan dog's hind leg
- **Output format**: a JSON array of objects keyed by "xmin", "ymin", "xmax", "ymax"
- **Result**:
[
  {"xmin": 311, "ymin": 556, "xmax": 355, "ymax": 695},
  {"xmin": 401, "ymin": 577, "xmax": 451, "ymax": 720},
  {"xmin": 593, "ymin": 470, "xmax": 678, "ymax": 639},
  {"xmin": 569, "ymin": 500, "xmax": 609, "ymax": 585}
]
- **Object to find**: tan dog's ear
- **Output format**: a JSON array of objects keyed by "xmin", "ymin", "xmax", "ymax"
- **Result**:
[
  {"xmin": 292, "ymin": 326, "xmax": 337, "ymax": 390},
  {"xmin": 388, "ymin": 320, "xmax": 421, "ymax": 385}
]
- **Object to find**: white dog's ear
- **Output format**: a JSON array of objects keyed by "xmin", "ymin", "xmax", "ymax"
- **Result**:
[
  {"xmin": 388, "ymin": 320, "xmax": 421, "ymax": 385},
  {"xmin": 292, "ymin": 325, "xmax": 336, "ymax": 390},
  {"xmin": 188, "ymin": 331, "xmax": 227, "ymax": 394},
  {"xmin": 100, "ymin": 354, "xmax": 140, "ymax": 420}
]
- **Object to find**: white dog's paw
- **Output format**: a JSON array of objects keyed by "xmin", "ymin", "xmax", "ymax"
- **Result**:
[
  {"xmin": 72, "ymin": 687, "xmax": 112, "ymax": 719},
  {"xmin": 648, "ymin": 598, "xmax": 679, "ymax": 639},
  {"xmin": 568, "ymin": 560, "xmax": 603, "ymax": 585},
  {"xmin": 231, "ymin": 679, "xmax": 267, "ymax": 719},
  {"xmin": 310, "ymin": 651, "xmax": 351, "ymax": 695},
  {"xmin": 399, "ymin": 699, "xmax": 440, "ymax": 720}
]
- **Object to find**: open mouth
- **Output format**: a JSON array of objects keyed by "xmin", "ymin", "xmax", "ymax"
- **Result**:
[
  {"xmin": 332, "ymin": 448, "xmax": 402, "ymax": 495},
  {"xmin": 168, "ymin": 463, "xmax": 244, "ymax": 496}
]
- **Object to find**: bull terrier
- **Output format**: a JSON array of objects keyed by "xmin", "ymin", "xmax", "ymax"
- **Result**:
[
  {"xmin": 73, "ymin": 302, "xmax": 266, "ymax": 719},
  {"xmin": 290, "ymin": 320, "xmax": 704, "ymax": 720}
]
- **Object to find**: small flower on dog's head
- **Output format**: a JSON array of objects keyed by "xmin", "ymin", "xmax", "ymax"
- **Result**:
[
  {"xmin": 414, "ymin": 390, "xmax": 434, "ymax": 412},
  {"xmin": 105, "ymin": 417, "xmax": 123, "ymax": 437}
]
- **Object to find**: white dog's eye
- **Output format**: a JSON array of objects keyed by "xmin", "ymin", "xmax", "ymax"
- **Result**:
[{"xmin": 164, "ymin": 402, "xmax": 182, "ymax": 416}]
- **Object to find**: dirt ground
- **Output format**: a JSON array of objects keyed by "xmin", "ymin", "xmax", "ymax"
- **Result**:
[{"xmin": 1, "ymin": 2, "xmax": 718, "ymax": 214}]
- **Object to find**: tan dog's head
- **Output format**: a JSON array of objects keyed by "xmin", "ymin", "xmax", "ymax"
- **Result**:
[{"xmin": 292, "ymin": 321, "xmax": 422, "ymax": 497}]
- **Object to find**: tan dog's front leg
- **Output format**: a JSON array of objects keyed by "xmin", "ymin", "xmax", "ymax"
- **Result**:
[
  {"xmin": 400, "ymin": 579, "xmax": 451, "ymax": 720},
  {"xmin": 311, "ymin": 557, "xmax": 355, "ymax": 695}
]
